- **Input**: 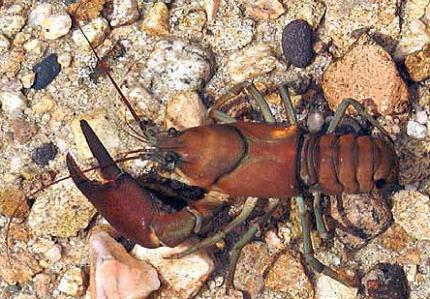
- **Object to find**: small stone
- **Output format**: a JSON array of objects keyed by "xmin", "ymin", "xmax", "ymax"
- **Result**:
[
  {"xmin": 405, "ymin": 44, "xmax": 430, "ymax": 82},
  {"xmin": 44, "ymin": 244, "xmax": 62, "ymax": 263},
  {"xmin": 178, "ymin": 10, "xmax": 207, "ymax": 36},
  {"xmin": 141, "ymin": 39, "xmax": 214, "ymax": 96},
  {"xmin": 57, "ymin": 52, "xmax": 73, "ymax": 68},
  {"xmin": 31, "ymin": 142, "xmax": 58, "ymax": 167},
  {"xmin": 265, "ymin": 249, "xmax": 314, "ymax": 298},
  {"xmin": 0, "ymin": 34, "xmax": 10, "ymax": 53},
  {"xmin": 315, "ymin": 275, "xmax": 358, "ymax": 299},
  {"xmin": 227, "ymin": 44, "xmax": 277, "ymax": 83},
  {"xmin": 109, "ymin": 0, "xmax": 140, "ymax": 27},
  {"xmin": 0, "ymin": 15, "xmax": 26, "ymax": 38},
  {"xmin": 72, "ymin": 17, "xmax": 110, "ymax": 49},
  {"xmin": 0, "ymin": 48, "xmax": 25, "ymax": 78},
  {"xmin": 29, "ymin": 3, "xmax": 53, "ymax": 28},
  {"xmin": 282, "ymin": 19, "xmax": 314, "ymax": 68},
  {"xmin": 11, "ymin": 119, "xmax": 38, "ymax": 143},
  {"xmin": 39, "ymin": 14, "xmax": 72, "ymax": 40},
  {"xmin": 58, "ymin": 267, "xmax": 87, "ymax": 297},
  {"xmin": 282, "ymin": 0, "xmax": 326, "ymax": 28},
  {"xmin": 328, "ymin": 192, "xmax": 392, "ymax": 249},
  {"xmin": 33, "ymin": 273, "xmax": 52, "ymax": 298},
  {"xmin": 20, "ymin": 72, "xmax": 35, "ymax": 89},
  {"xmin": 32, "ymin": 54, "xmax": 62, "ymax": 90},
  {"xmin": 68, "ymin": 0, "xmax": 106, "ymax": 22},
  {"xmin": 395, "ymin": 19, "xmax": 430, "ymax": 60},
  {"xmin": 0, "ymin": 91, "xmax": 27, "ymax": 117},
  {"xmin": 204, "ymin": 0, "xmax": 221, "ymax": 23},
  {"xmin": 32, "ymin": 95, "xmax": 56, "ymax": 115},
  {"xmin": 23, "ymin": 39, "xmax": 46, "ymax": 58},
  {"xmin": 0, "ymin": 251, "xmax": 43, "ymax": 285},
  {"xmin": 0, "ymin": 187, "xmax": 29, "ymax": 218},
  {"xmin": 141, "ymin": 3, "xmax": 170, "ymax": 36},
  {"xmin": 165, "ymin": 91, "xmax": 207, "ymax": 130},
  {"xmin": 233, "ymin": 242, "xmax": 272, "ymax": 297},
  {"xmin": 392, "ymin": 190, "xmax": 430, "ymax": 241},
  {"xmin": 241, "ymin": 0, "xmax": 285, "ymax": 20},
  {"xmin": 416, "ymin": 110, "xmax": 428, "ymax": 124},
  {"xmin": 406, "ymin": 120, "xmax": 427, "ymax": 139},
  {"xmin": 379, "ymin": 224, "xmax": 412, "ymax": 252},
  {"xmin": 132, "ymin": 238, "xmax": 215, "ymax": 298},
  {"xmin": 363, "ymin": 263, "xmax": 409, "ymax": 299},
  {"xmin": 90, "ymin": 231, "xmax": 160, "ymax": 298},
  {"xmin": 322, "ymin": 35, "xmax": 409, "ymax": 115}
]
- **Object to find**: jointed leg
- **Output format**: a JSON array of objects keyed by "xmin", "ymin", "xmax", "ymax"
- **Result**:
[
  {"xmin": 312, "ymin": 192, "xmax": 329, "ymax": 239},
  {"xmin": 296, "ymin": 195, "xmax": 359, "ymax": 287},
  {"xmin": 244, "ymin": 82, "xmax": 276, "ymax": 123},
  {"xmin": 279, "ymin": 84, "xmax": 298, "ymax": 125}
]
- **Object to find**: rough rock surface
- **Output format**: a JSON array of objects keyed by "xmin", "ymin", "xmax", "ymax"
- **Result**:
[
  {"xmin": 165, "ymin": 91, "xmax": 207, "ymax": 130},
  {"xmin": 405, "ymin": 44, "xmax": 430, "ymax": 82}
]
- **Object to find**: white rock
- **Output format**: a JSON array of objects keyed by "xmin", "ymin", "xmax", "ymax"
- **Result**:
[
  {"xmin": 40, "ymin": 14, "xmax": 72, "ymax": 40},
  {"xmin": 7, "ymin": 4, "xmax": 24, "ymax": 15},
  {"xmin": 29, "ymin": 3, "xmax": 54, "ymax": 28},
  {"xmin": 57, "ymin": 52, "xmax": 73, "ymax": 68},
  {"xmin": 315, "ymin": 275, "xmax": 358, "ymax": 299},
  {"xmin": 204, "ymin": 0, "xmax": 221, "ymax": 23},
  {"xmin": 58, "ymin": 267, "xmax": 86, "ymax": 297},
  {"xmin": 394, "ymin": 20, "xmax": 430, "ymax": 59},
  {"xmin": 416, "ymin": 110, "xmax": 428, "ymax": 124},
  {"xmin": 0, "ymin": 34, "xmax": 10, "ymax": 53},
  {"xmin": 0, "ymin": 91, "xmax": 27, "ymax": 117},
  {"xmin": 132, "ymin": 238, "xmax": 215, "ymax": 298},
  {"xmin": 23, "ymin": 39, "xmax": 46, "ymax": 57},
  {"xmin": 407, "ymin": 120, "xmax": 427, "ymax": 139},
  {"xmin": 72, "ymin": 17, "xmax": 110, "ymax": 49},
  {"xmin": 109, "ymin": 0, "xmax": 140, "ymax": 27},
  {"xmin": 165, "ymin": 91, "xmax": 207, "ymax": 130},
  {"xmin": 44, "ymin": 244, "xmax": 62, "ymax": 263},
  {"xmin": 0, "ymin": 15, "xmax": 26, "ymax": 38},
  {"xmin": 20, "ymin": 72, "xmax": 35, "ymax": 89}
]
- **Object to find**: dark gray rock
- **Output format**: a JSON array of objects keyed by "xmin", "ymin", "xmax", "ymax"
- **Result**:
[
  {"xmin": 32, "ymin": 53, "xmax": 61, "ymax": 90},
  {"xmin": 282, "ymin": 19, "xmax": 314, "ymax": 68}
]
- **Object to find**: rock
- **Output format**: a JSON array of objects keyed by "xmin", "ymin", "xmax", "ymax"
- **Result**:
[
  {"xmin": 33, "ymin": 273, "xmax": 53, "ymax": 298},
  {"xmin": 32, "ymin": 54, "xmax": 62, "ymax": 90},
  {"xmin": 227, "ymin": 44, "xmax": 277, "ymax": 83},
  {"xmin": 32, "ymin": 94, "xmax": 56, "ymax": 115},
  {"xmin": 0, "ymin": 48, "xmax": 25, "ymax": 78},
  {"xmin": 0, "ymin": 251, "xmax": 43, "ymax": 285},
  {"xmin": 315, "ymin": 275, "xmax": 358, "ymax": 299},
  {"xmin": 282, "ymin": 19, "xmax": 314, "ymax": 68},
  {"xmin": 44, "ymin": 244, "xmax": 62, "ymax": 263},
  {"xmin": 71, "ymin": 110, "xmax": 121, "ymax": 160},
  {"xmin": 328, "ymin": 192, "xmax": 392, "ymax": 250},
  {"xmin": 72, "ymin": 17, "xmax": 110, "ymax": 49},
  {"xmin": 57, "ymin": 52, "xmax": 73, "ymax": 68},
  {"xmin": 241, "ymin": 0, "xmax": 285, "ymax": 20},
  {"xmin": 68, "ymin": 0, "xmax": 106, "ymax": 22},
  {"xmin": 20, "ymin": 73, "xmax": 35, "ymax": 89},
  {"xmin": 265, "ymin": 249, "xmax": 314, "ymax": 298},
  {"xmin": 392, "ymin": 190, "xmax": 430, "ymax": 241},
  {"xmin": 282, "ymin": 0, "xmax": 326, "ymax": 28},
  {"xmin": 416, "ymin": 110, "xmax": 428, "ymax": 124},
  {"xmin": 141, "ymin": 3, "xmax": 170, "ymax": 37},
  {"xmin": 324, "ymin": 0, "xmax": 400, "ymax": 55},
  {"xmin": 109, "ymin": 0, "xmax": 140, "ymax": 27},
  {"xmin": 58, "ymin": 267, "xmax": 87, "ymax": 297},
  {"xmin": 204, "ymin": 0, "xmax": 221, "ymax": 23},
  {"xmin": 11, "ymin": 119, "xmax": 38, "ymax": 143},
  {"xmin": 165, "ymin": 91, "xmax": 207, "ymax": 130},
  {"xmin": 29, "ymin": 3, "xmax": 53, "ymax": 28},
  {"xmin": 0, "ymin": 34, "xmax": 10, "ymax": 53},
  {"xmin": 378, "ymin": 224, "xmax": 412, "ymax": 252},
  {"xmin": 89, "ymin": 231, "xmax": 160, "ymax": 299},
  {"xmin": 322, "ymin": 35, "xmax": 409, "ymax": 116},
  {"xmin": 0, "ymin": 91, "xmax": 27, "ymax": 117},
  {"xmin": 23, "ymin": 39, "xmax": 46, "ymax": 58},
  {"xmin": 363, "ymin": 263, "xmax": 409, "ymax": 299},
  {"xmin": 132, "ymin": 238, "xmax": 215, "ymax": 298},
  {"xmin": 233, "ymin": 242, "xmax": 272, "ymax": 297},
  {"xmin": 178, "ymin": 10, "xmax": 207, "ymax": 37},
  {"xmin": 0, "ymin": 15, "xmax": 26, "ymax": 38},
  {"xmin": 407, "ymin": 120, "xmax": 427, "ymax": 139},
  {"xmin": 141, "ymin": 39, "xmax": 214, "ymax": 96},
  {"xmin": 0, "ymin": 187, "xmax": 29, "ymax": 218},
  {"xmin": 40, "ymin": 14, "xmax": 72, "ymax": 40},
  {"xmin": 31, "ymin": 142, "xmax": 58, "ymax": 167},
  {"xmin": 405, "ymin": 44, "xmax": 430, "ymax": 82}
]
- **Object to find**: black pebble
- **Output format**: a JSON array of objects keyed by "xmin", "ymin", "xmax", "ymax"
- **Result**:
[
  {"xmin": 32, "ymin": 53, "xmax": 61, "ymax": 90},
  {"xmin": 282, "ymin": 19, "xmax": 314, "ymax": 68},
  {"xmin": 31, "ymin": 143, "xmax": 58, "ymax": 166}
]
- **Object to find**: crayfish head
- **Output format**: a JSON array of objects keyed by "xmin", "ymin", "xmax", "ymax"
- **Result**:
[{"xmin": 154, "ymin": 124, "xmax": 246, "ymax": 189}]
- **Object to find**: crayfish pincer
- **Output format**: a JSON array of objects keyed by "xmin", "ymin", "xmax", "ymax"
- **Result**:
[{"xmin": 67, "ymin": 82, "xmax": 397, "ymax": 290}]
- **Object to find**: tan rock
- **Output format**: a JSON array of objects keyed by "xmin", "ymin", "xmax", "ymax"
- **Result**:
[
  {"xmin": 72, "ymin": 17, "xmax": 110, "ymax": 49},
  {"xmin": 378, "ymin": 224, "xmax": 412, "ymax": 252},
  {"xmin": 204, "ymin": 0, "xmax": 221, "ymax": 23},
  {"xmin": 405, "ymin": 44, "xmax": 430, "ymax": 81},
  {"xmin": 90, "ymin": 231, "xmax": 160, "ymax": 299},
  {"xmin": 141, "ymin": 3, "xmax": 170, "ymax": 37},
  {"xmin": 68, "ymin": 0, "xmax": 106, "ymax": 22},
  {"xmin": 33, "ymin": 273, "xmax": 53, "ymax": 297},
  {"xmin": 0, "ymin": 187, "xmax": 29, "ymax": 218},
  {"xmin": 227, "ymin": 44, "xmax": 277, "ymax": 83},
  {"xmin": 241, "ymin": 0, "xmax": 285, "ymax": 20},
  {"xmin": 282, "ymin": 0, "xmax": 326, "ymax": 28},
  {"xmin": 165, "ymin": 91, "xmax": 207, "ymax": 130},
  {"xmin": 58, "ymin": 267, "xmax": 87, "ymax": 296},
  {"xmin": 109, "ymin": 0, "xmax": 140, "ymax": 27},
  {"xmin": 132, "ymin": 238, "xmax": 215, "ymax": 298},
  {"xmin": 322, "ymin": 35, "xmax": 409, "ymax": 115},
  {"xmin": 0, "ymin": 250, "xmax": 42, "ymax": 284},
  {"xmin": 265, "ymin": 250, "xmax": 314, "ymax": 298}
]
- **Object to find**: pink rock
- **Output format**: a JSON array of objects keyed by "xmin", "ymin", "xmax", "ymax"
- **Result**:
[{"xmin": 89, "ymin": 231, "xmax": 160, "ymax": 299}]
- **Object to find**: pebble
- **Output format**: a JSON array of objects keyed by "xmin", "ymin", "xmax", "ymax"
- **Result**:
[
  {"xmin": 33, "ymin": 273, "xmax": 53, "ymax": 298},
  {"xmin": 58, "ymin": 267, "xmax": 87, "ymax": 297},
  {"xmin": 32, "ymin": 54, "xmax": 62, "ymax": 90},
  {"xmin": 241, "ymin": 0, "xmax": 285, "ymax": 20},
  {"xmin": 20, "ymin": 72, "xmax": 35, "ymax": 89},
  {"xmin": 392, "ymin": 190, "xmax": 430, "ymax": 241},
  {"xmin": 40, "ymin": 14, "xmax": 72, "ymax": 40},
  {"xmin": 315, "ymin": 275, "xmax": 358, "ymax": 299},
  {"xmin": 141, "ymin": 2, "xmax": 170, "ymax": 36},
  {"xmin": 328, "ymin": 192, "xmax": 392, "ymax": 249},
  {"xmin": 395, "ymin": 20, "xmax": 430, "ymax": 60},
  {"xmin": 89, "ymin": 230, "xmax": 160, "ymax": 298},
  {"xmin": 11, "ymin": 119, "xmax": 38, "ymax": 143},
  {"xmin": 416, "ymin": 110, "xmax": 428, "ymax": 125},
  {"xmin": 307, "ymin": 111, "xmax": 325, "ymax": 133},
  {"xmin": 165, "ymin": 91, "xmax": 207, "ymax": 130},
  {"xmin": 68, "ymin": 0, "xmax": 106, "ymax": 22},
  {"xmin": 363, "ymin": 263, "xmax": 409, "ymax": 299},
  {"xmin": 322, "ymin": 35, "xmax": 409, "ymax": 115},
  {"xmin": 32, "ymin": 94, "xmax": 56, "ymax": 115},
  {"xmin": 227, "ymin": 44, "xmax": 277, "ymax": 83},
  {"xmin": 0, "ymin": 187, "xmax": 29, "ymax": 218},
  {"xmin": 405, "ymin": 43, "xmax": 430, "ymax": 82},
  {"xmin": 407, "ymin": 120, "xmax": 427, "ymax": 139},
  {"xmin": 265, "ymin": 249, "xmax": 314, "ymax": 298},
  {"xmin": 44, "ymin": 244, "xmax": 62, "ymax": 263},
  {"xmin": 23, "ymin": 39, "xmax": 46, "ymax": 58},
  {"xmin": 233, "ymin": 242, "xmax": 272, "ymax": 297},
  {"xmin": 132, "ymin": 238, "xmax": 215, "ymax": 298},
  {"xmin": 204, "ymin": 0, "xmax": 221, "ymax": 23},
  {"xmin": 282, "ymin": 19, "xmax": 314, "ymax": 68},
  {"xmin": 141, "ymin": 39, "xmax": 214, "ymax": 96},
  {"xmin": 0, "ymin": 34, "xmax": 10, "ymax": 53},
  {"xmin": 109, "ymin": 0, "xmax": 140, "ymax": 27},
  {"xmin": 282, "ymin": 0, "xmax": 326, "ymax": 28},
  {"xmin": 0, "ymin": 250, "xmax": 43, "ymax": 285},
  {"xmin": 57, "ymin": 52, "xmax": 73, "ymax": 68},
  {"xmin": 0, "ymin": 15, "xmax": 26, "ymax": 38},
  {"xmin": 31, "ymin": 142, "xmax": 58, "ymax": 167},
  {"xmin": 29, "ymin": 3, "xmax": 53, "ymax": 28},
  {"xmin": 0, "ymin": 91, "xmax": 27, "ymax": 117},
  {"xmin": 72, "ymin": 17, "xmax": 110, "ymax": 49}
]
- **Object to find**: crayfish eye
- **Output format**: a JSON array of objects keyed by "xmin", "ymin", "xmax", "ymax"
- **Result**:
[{"xmin": 375, "ymin": 179, "xmax": 386, "ymax": 189}]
